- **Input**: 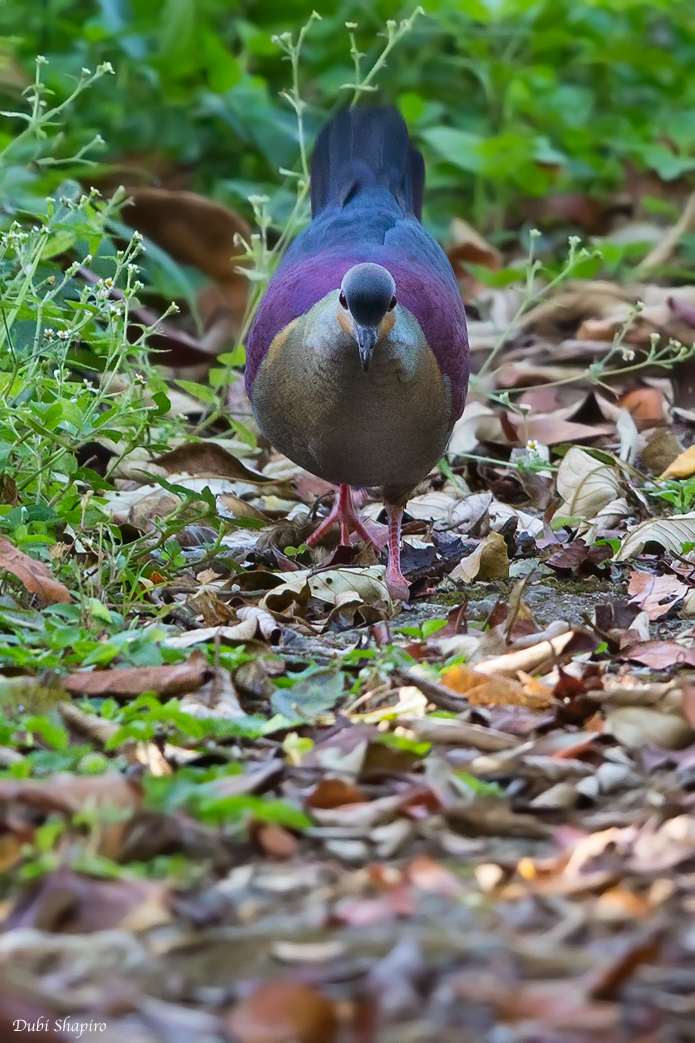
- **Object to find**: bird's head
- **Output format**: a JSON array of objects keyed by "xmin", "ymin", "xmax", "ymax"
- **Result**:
[{"xmin": 338, "ymin": 263, "xmax": 397, "ymax": 371}]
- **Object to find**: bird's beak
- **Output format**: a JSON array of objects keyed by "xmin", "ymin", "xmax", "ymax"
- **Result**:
[{"xmin": 355, "ymin": 325, "xmax": 378, "ymax": 372}]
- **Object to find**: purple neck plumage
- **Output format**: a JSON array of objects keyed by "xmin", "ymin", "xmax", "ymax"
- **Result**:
[{"xmin": 246, "ymin": 251, "xmax": 469, "ymax": 421}]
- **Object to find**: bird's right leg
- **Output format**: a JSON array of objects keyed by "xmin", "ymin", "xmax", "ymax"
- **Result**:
[{"xmin": 306, "ymin": 484, "xmax": 383, "ymax": 549}]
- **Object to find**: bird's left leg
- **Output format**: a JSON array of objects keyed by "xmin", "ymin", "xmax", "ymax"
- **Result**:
[
  {"xmin": 306, "ymin": 484, "xmax": 382, "ymax": 548},
  {"xmin": 384, "ymin": 502, "xmax": 410, "ymax": 601}
]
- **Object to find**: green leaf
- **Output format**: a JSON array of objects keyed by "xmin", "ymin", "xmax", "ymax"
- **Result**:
[
  {"xmin": 24, "ymin": 715, "xmax": 69, "ymax": 751},
  {"xmin": 174, "ymin": 380, "xmax": 218, "ymax": 405},
  {"xmin": 421, "ymin": 127, "xmax": 484, "ymax": 173},
  {"xmin": 270, "ymin": 669, "xmax": 344, "ymax": 725},
  {"xmin": 453, "ymin": 771, "xmax": 502, "ymax": 797}
]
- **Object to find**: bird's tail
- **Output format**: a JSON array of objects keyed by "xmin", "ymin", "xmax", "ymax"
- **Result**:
[{"xmin": 310, "ymin": 106, "xmax": 424, "ymax": 221}]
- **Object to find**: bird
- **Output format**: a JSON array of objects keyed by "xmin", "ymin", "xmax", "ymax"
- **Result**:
[{"xmin": 245, "ymin": 106, "xmax": 469, "ymax": 600}]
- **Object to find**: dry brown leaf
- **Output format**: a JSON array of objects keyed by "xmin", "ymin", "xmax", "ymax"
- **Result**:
[
  {"xmin": 309, "ymin": 792, "xmax": 404, "ymax": 829},
  {"xmin": 0, "ymin": 773, "xmax": 141, "ymax": 816},
  {"xmin": 404, "ymin": 854, "xmax": 465, "ymax": 897},
  {"xmin": 627, "ymin": 571, "xmax": 688, "ymax": 619},
  {"xmin": 63, "ymin": 660, "xmax": 213, "ymax": 697},
  {"xmin": 226, "ymin": 980, "xmax": 339, "ymax": 1043},
  {"xmin": 499, "ymin": 980, "xmax": 619, "ymax": 1031},
  {"xmin": 305, "ymin": 777, "xmax": 367, "ymax": 809},
  {"xmin": 556, "ymin": 448, "xmax": 621, "ymax": 520},
  {"xmin": 403, "ymin": 716, "xmax": 518, "ymax": 751},
  {"xmin": 440, "ymin": 662, "xmax": 555, "ymax": 710},
  {"xmin": 154, "ymin": 442, "xmax": 271, "ymax": 482},
  {"xmin": 445, "ymin": 799, "xmax": 551, "ymax": 839},
  {"xmin": 262, "ymin": 567, "xmax": 390, "ymax": 610},
  {"xmin": 639, "ymin": 426, "xmax": 682, "ymax": 474},
  {"xmin": 450, "ymin": 531, "xmax": 509, "ymax": 582},
  {"xmin": 448, "ymin": 216, "xmax": 502, "ymax": 272},
  {"xmin": 625, "ymin": 639, "xmax": 695, "ymax": 668},
  {"xmin": 251, "ymin": 821, "xmax": 300, "ymax": 859},
  {"xmin": 472, "ymin": 629, "xmax": 579, "ymax": 678},
  {"xmin": 0, "ymin": 536, "xmax": 71, "ymax": 605},
  {"xmin": 505, "ymin": 412, "xmax": 614, "ymax": 446},
  {"xmin": 4, "ymin": 865, "xmax": 170, "ymax": 933},
  {"xmin": 681, "ymin": 684, "xmax": 695, "ymax": 727},
  {"xmin": 124, "ymin": 186, "xmax": 249, "ymax": 324},
  {"xmin": 659, "ymin": 442, "xmax": 695, "ymax": 479},
  {"xmin": 605, "ymin": 705, "xmax": 695, "ymax": 749},
  {"xmin": 520, "ymin": 281, "xmax": 631, "ymax": 337},
  {"xmin": 616, "ymin": 513, "xmax": 695, "ymax": 559}
]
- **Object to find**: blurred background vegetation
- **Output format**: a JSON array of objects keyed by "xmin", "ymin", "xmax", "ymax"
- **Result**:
[{"xmin": 2, "ymin": 0, "xmax": 695, "ymax": 244}]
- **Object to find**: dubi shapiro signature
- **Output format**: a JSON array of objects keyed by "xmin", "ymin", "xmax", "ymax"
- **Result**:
[{"xmin": 13, "ymin": 1018, "xmax": 107, "ymax": 1037}]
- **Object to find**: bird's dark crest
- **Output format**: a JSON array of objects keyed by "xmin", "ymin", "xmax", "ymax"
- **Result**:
[{"xmin": 310, "ymin": 106, "xmax": 425, "ymax": 221}]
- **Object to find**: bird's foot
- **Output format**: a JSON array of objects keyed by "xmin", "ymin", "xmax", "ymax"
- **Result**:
[
  {"xmin": 385, "ymin": 561, "xmax": 410, "ymax": 601},
  {"xmin": 385, "ymin": 502, "xmax": 410, "ymax": 602},
  {"xmin": 307, "ymin": 484, "xmax": 386, "ymax": 550},
  {"xmin": 307, "ymin": 487, "xmax": 410, "ymax": 602}
]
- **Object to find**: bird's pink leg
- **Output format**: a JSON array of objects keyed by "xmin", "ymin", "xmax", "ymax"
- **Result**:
[
  {"xmin": 384, "ymin": 503, "xmax": 410, "ymax": 601},
  {"xmin": 306, "ymin": 484, "xmax": 378, "ymax": 548}
]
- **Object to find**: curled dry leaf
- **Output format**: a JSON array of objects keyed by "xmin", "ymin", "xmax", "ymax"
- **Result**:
[
  {"xmin": 545, "ymin": 539, "xmax": 613, "ymax": 578},
  {"xmin": 616, "ymin": 513, "xmax": 695, "ymax": 560},
  {"xmin": 556, "ymin": 447, "xmax": 621, "ymax": 520},
  {"xmin": 0, "ymin": 536, "xmax": 71, "ymax": 606},
  {"xmin": 449, "ymin": 530, "xmax": 509, "ymax": 582},
  {"xmin": 226, "ymin": 979, "xmax": 339, "ymax": 1043},
  {"xmin": 472, "ymin": 629, "xmax": 581, "ymax": 678},
  {"xmin": 237, "ymin": 605, "xmax": 283, "ymax": 643},
  {"xmin": 402, "ymin": 716, "xmax": 518, "ymax": 752},
  {"xmin": 659, "ymin": 443, "xmax": 695, "ymax": 479},
  {"xmin": 309, "ymin": 792, "xmax": 405, "ymax": 830},
  {"xmin": 164, "ymin": 621, "xmax": 279, "ymax": 648},
  {"xmin": 262, "ymin": 566, "xmax": 390, "ymax": 610}
]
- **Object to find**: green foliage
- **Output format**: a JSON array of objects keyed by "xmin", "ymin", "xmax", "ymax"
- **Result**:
[
  {"xmin": 650, "ymin": 477, "xmax": 695, "ymax": 515},
  {"xmin": 1, "ymin": 1, "xmax": 695, "ymax": 234},
  {"xmin": 143, "ymin": 765, "xmax": 312, "ymax": 830}
]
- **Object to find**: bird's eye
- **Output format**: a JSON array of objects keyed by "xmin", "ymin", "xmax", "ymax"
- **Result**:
[
  {"xmin": 388, "ymin": 295, "xmax": 397, "ymax": 311},
  {"xmin": 339, "ymin": 291, "xmax": 348, "ymax": 309}
]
